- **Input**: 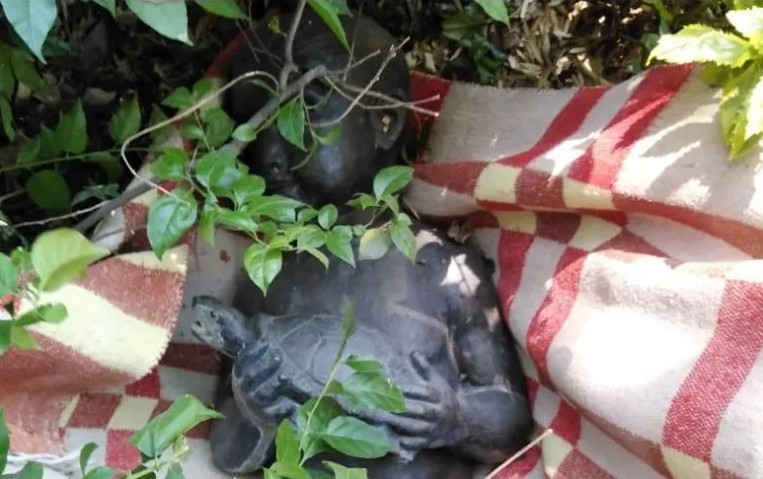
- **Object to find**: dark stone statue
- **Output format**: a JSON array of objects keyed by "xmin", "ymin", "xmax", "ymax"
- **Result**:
[
  {"xmin": 226, "ymin": 7, "xmax": 410, "ymax": 206},
  {"xmin": 193, "ymin": 220, "xmax": 533, "ymax": 478},
  {"xmin": 200, "ymin": 7, "xmax": 534, "ymax": 478}
]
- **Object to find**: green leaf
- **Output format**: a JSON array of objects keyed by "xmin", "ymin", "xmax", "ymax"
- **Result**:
[
  {"xmin": 129, "ymin": 394, "xmax": 222, "ymax": 458},
  {"xmin": 9, "ymin": 48, "xmax": 43, "ymax": 90},
  {"xmin": 194, "ymin": 0, "xmax": 245, "ymax": 19},
  {"xmin": 83, "ymin": 467, "xmax": 117, "ymax": 479},
  {"xmin": 86, "ymin": 152, "xmax": 122, "ymax": 183},
  {"xmin": 745, "ymin": 70, "xmax": 763, "ymax": 139},
  {"xmin": 79, "ymin": 442, "xmax": 99, "ymax": 475},
  {"xmin": 231, "ymin": 175, "xmax": 266, "ymax": 207},
  {"xmin": 0, "ymin": 323, "xmax": 10, "ymax": 355},
  {"xmin": 146, "ymin": 189, "xmax": 198, "ymax": 260},
  {"xmin": 163, "ymin": 87, "xmax": 194, "ymax": 109},
  {"xmin": 297, "ymin": 397, "xmax": 343, "ymax": 461},
  {"xmin": 269, "ymin": 462, "xmax": 310, "ymax": 479},
  {"xmin": 346, "ymin": 356, "xmax": 382, "ymax": 373},
  {"xmin": 307, "ymin": 0, "xmax": 350, "ymax": 50},
  {"xmin": 321, "ymin": 416, "xmax": 391, "ymax": 459},
  {"xmin": 17, "ymin": 136, "xmax": 41, "ymax": 166},
  {"xmin": 295, "ymin": 225, "xmax": 327, "ymax": 250},
  {"xmin": 389, "ymin": 221, "xmax": 416, "ymax": 261},
  {"xmin": 298, "ymin": 207, "xmax": 319, "ymax": 223},
  {"xmin": 109, "ymin": 95, "xmax": 142, "ymax": 143},
  {"xmin": 215, "ymin": 209, "xmax": 258, "ymax": 233},
  {"xmin": 277, "ymin": 98, "xmax": 306, "ymax": 150},
  {"xmin": 5, "ymin": 462, "xmax": 43, "ymax": 479},
  {"xmin": 475, "ymin": 0, "xmax": 509, "ymax": 26},
  {"xmin": 243, "ymin": 195, "xmax": 302, "ymax": 222},
  {"xmin": 244, "ymin": 243, "xmax": 282, "ymax": 294},
  {"xmin": 341, "ymin": 298, "xmax": 356, "ymax": 340},
  {"xmin": 125, "ymin": 0, "xmax": 191, "ymax": 45},
  {"xmin": 343, "ymin": 372, "xmax": 406, "ymax": 413},
  {"xmin": 72, "ymin": 183, "xmax": 119, "ymax": 207},
  {"xmin": 649, "ymin": 24, "xmax": 752, "ymax": 67},
  {"xmin": 0, "ymin": 96, "xmax": 15, "ymax": 141},
  {"xmin": 275, "ymin": 420, "xmax": 300, "ymax": 466},
  {"xmin": 202, "ymin": 107, "xmax": 235, "ymax": 148},
  {"xmin": 326, "ymin": 226, "xmax": 355, "ymax": 268},
  {"xmin": 232, "ymin": 123, "xmax": 258, "ymax": 142},
  {"xmin": 346, "ymin": 193, "xmax": 377, "ymax": 210},
  {"xmin": 373, "ymin": 166, "xmax": 413, "ymax": 200},
  {"xmin": 90, "ymin": 0, "xmax": 116, "ymax": 15},
  {"xmin": 0, "ymin": 0, "xmax": 58, "ymax": 61},
  {"xmin": 151, "ymin": 147, "xmax": 188, "ymax": 181},
  {"xmin": 55, "ymin": 100, "xmax": 88, "ymax": 155},
  {"xmin": 39, "ymin": 125, "xmax": 61, "ymax": 158},
  {"xmin": 149, "ymin": 104, "xmax": 171, "ymax": 144},
  {"xmin": 313, "ymin": 124, "xmax": 342, "ymax": 146},
  {"xmin": 195, "ymin": 150, "xmax": 244, "ymax": 194},
  {"xmin": 727, "ymin": 7, "xmax": 763, "ymax": 41},
  {"xmin": 11, "ymin": 325, "xmax": 38, "ymax": 350},
  {"xmin": 26, "ymin": 170, "xmax": 71, "ymax": 214},
  {"xmin": 0, "ymin": 45, "xmax": 15, "ymax": 97},
  {"xmin": 317, "ymin": 204, "xmax": 338, "ymax": 229},
  {"xmin": 15, "ymin": 303, "xmax": 67, "ymax": 327},
  {"xmin": 326, "ymin": 228, "xmax": 355, "ymax": 267},
  {"xmin": 358, "ymin": 228, "xmax": 390, "ymax": 261},
  {"xmin": 199, "ymin": 202, "xmax": 217, "ymax": 245},
  {"xmin": 181, "ymin": 124, "xmax": 205, "ymax": 140},
  {"xmin": 323, "ymin": 462, "xmax": 368, "ymax": 479},
  {"xmin": 0, "ymin": 409, "xmax": 8, "ymax": 474},
  {"xmin": 164, "ymin": 463, "xmax": 184, "ymax": 479},
  {"xmin": 30, "ymin": 228, "xmax": 109, "ymax": 291},
  {"xmin": 0, "ymin": 253, "xmax": 17, "ymax": 296}
]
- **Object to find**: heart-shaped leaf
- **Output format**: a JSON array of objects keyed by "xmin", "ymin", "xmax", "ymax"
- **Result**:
[
  {"xmin": 0, "ymin": 0, "xmax": 58, "ymax": 61},
  {"xmin": 31, "ymin": 228, "xmax": 110, "ymax": 291},
  {"xmin": 146, "ymin": 188, "xmax": 198, "ymax": 260}
]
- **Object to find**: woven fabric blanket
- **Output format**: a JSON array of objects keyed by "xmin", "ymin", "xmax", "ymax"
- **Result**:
[
  {"xmin": 4, "ymin": 32, "xmax": 763, "ymax": 479},
  {"xmin": 407, "ymin": 65, "xmax": 763, "ymax": 479}
]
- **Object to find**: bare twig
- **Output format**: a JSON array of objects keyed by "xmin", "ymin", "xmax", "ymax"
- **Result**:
[
  {"xmin": 280, "ymin": 0, "xmax": 308, "ymax": 90},
  {"xmin": 341, "ymin": 1, "xmax": 363, "ymax": 81},
  {"xmin": 118, "ymin": 70, "xmax": 279, "ymax": 199},
  {"xmin": 77, "ymin": 66, "xmax": 324, "ymax": 234},
  {"xmin": 16, "ymin": 201, "xmax": 109, "ymax": 228},
  {"xmin": 323, "ymin": 75, "xmax": 440, "ymax": 116},
  {"xmin": 75, "ymin": 181, "xmax": 153, "ymax": 233},
  {"xmin": 483, "ymin": 429, "xmax": 554, "ymax": 479},
  {"xmin": 225, "ymin": 65, "xmax": 328, "ymax": 156},
  {"xmin": 315, "ymin": 37, "xmax": 410, "ymax": 128}
]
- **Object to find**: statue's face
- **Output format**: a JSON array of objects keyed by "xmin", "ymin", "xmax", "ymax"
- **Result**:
[{"xmin": 227, "ymin": 11, "xmax": 411, "ymax": 206}]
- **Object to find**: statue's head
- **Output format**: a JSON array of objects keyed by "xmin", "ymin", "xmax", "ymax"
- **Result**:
[{"xmin": 227, "ymin": 9, "xmax": 411, "ymax": 206}]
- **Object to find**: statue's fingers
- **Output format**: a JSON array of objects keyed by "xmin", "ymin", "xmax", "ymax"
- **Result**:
[
  {"xmin": 235, "ymin": 351, "xmax": 282, "ymax": 391},
  {"xmin": 400, "ymin": 385, "xmax": 438, "ymax": 404},
  {"xmin": 409, "ymin": 351, "xmax": 433, "ymax": 382},
  {"xmin": 352, "ymin": 407, "xmax": 434, "ymax": 435},
  {"xmin": 398, "ymin": 435, "xmax": 430, "ymax": 451},
  {"xmin": 260, "ymin": 396, "xmax": 301, "ymax": 420}
]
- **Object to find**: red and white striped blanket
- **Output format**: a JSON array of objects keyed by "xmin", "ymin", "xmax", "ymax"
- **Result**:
[{"xmin": 3, "ymin": 33, "xmax": 763, "ymax": 479}]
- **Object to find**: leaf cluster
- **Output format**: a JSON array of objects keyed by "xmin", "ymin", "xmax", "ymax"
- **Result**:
[
  {"xmin": 263, "ymin": 302, "xmax": 406, "ymax": 479},
  {"xmin": 147, "ymin": 79, "xmax": 417, "ymax": 295},
  {"xmin": 649, "ymin": 0, "xmax": 763, "ymax": 159}
]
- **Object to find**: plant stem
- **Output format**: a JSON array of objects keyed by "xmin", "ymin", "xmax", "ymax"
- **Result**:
[{"xmin": 0, "ymin": 148, "xmax": 158, "ymax": 174}]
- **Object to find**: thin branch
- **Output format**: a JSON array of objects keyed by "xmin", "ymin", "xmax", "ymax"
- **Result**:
[
  {"xmin": 341, "ymin": 1, "xmax": 363, "ymax": 81},
  {"xmin": 323, "ymin": 75, "xmax": 440, "ymax": 116},
  {"xmin": 315, "ymin": 37, "xmax": 410, "ymax": 128},
  {"xmin": 16, "ymin": 201, "xmax": 109, "ymax": 228},
  {"xmin": 483, "ymin": 429, "xmax": 553, "ymax": 479},
  {"xmin": 118, "ymin": 70, "xmax": 279, "ymax": 199},
  {"xmin": 225, "ymin": 65, "xmax": 328, "ymax": 156},
  {"xmin": 77, "ymin": 66, "xmax": 325, "ymax": 234},
  {"xmin": 335, "ymin": 48, "xmax": 382, "ymax": 78},
  {"xmin": 280, "ymin": 0, "xmax": 308, "ymax": 90}
]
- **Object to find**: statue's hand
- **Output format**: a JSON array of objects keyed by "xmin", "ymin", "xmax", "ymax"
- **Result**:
[
  {"xmin": 231, "ymin": 341, "xmax": 312, "ymax": 425},
  {"xmin": 350, "ymin": 352, "xmax": 464, "ymax": 460}
]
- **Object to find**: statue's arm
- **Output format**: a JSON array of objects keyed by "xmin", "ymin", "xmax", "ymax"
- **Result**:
[{"xmin": 445, "ymin": 252, "xmax": 534, "ymax": 462}]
